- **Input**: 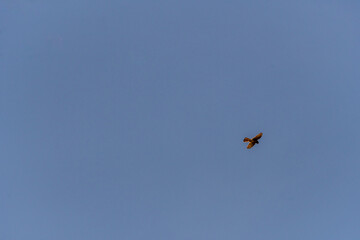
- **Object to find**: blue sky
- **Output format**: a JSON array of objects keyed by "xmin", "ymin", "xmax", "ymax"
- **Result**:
[{"xmin": 2, "ymin": 1, "xmax": 360, "ymax": 239}]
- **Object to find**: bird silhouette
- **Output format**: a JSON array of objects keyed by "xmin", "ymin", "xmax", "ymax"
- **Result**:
[{"xmin": 243, "ymin": 132, "xmax": 263, "ymax": 149}]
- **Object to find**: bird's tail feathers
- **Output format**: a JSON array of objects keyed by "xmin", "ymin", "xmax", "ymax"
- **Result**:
[{"xmin": 243, "ymin": 137, "xmax": 251, "ymax": 142}]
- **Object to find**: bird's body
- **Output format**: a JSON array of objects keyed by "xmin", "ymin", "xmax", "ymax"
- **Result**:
[{"xmin": 243, "ymin": 132, "xmax": 263, "ymax": 149}]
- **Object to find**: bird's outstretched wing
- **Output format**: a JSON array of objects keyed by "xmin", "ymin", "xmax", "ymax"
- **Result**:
[
  {"xmin": 247, "ymin": 142, "xmax": 255, "ymax": 149},
  {"xmin": 252, "ymin": 132, "xmax": 263, "ymax": 140},
  {"xmin": 243, "ymin": 137, "xmax": 251, "ymax": 142}
]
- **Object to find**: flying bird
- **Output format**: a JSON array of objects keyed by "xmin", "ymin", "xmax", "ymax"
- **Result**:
[{"xmin": 243, "ymin": 132, "xmax": 263, "ymax": 149}]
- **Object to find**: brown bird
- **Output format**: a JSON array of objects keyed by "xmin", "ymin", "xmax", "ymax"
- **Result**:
[{"xmin": 243, "ymin": 132, "xmax": 263, "ymax": 149}]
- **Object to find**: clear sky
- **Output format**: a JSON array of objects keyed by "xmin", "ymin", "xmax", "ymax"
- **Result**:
[{"xmin": 2, "ymin": 1, "xmax": 360, "ymax": 239}]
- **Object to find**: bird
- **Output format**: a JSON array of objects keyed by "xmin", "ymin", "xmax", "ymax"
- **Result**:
[{"xmin": 243, "ymin": 132, "xmax": 263, "ymax": 149}]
